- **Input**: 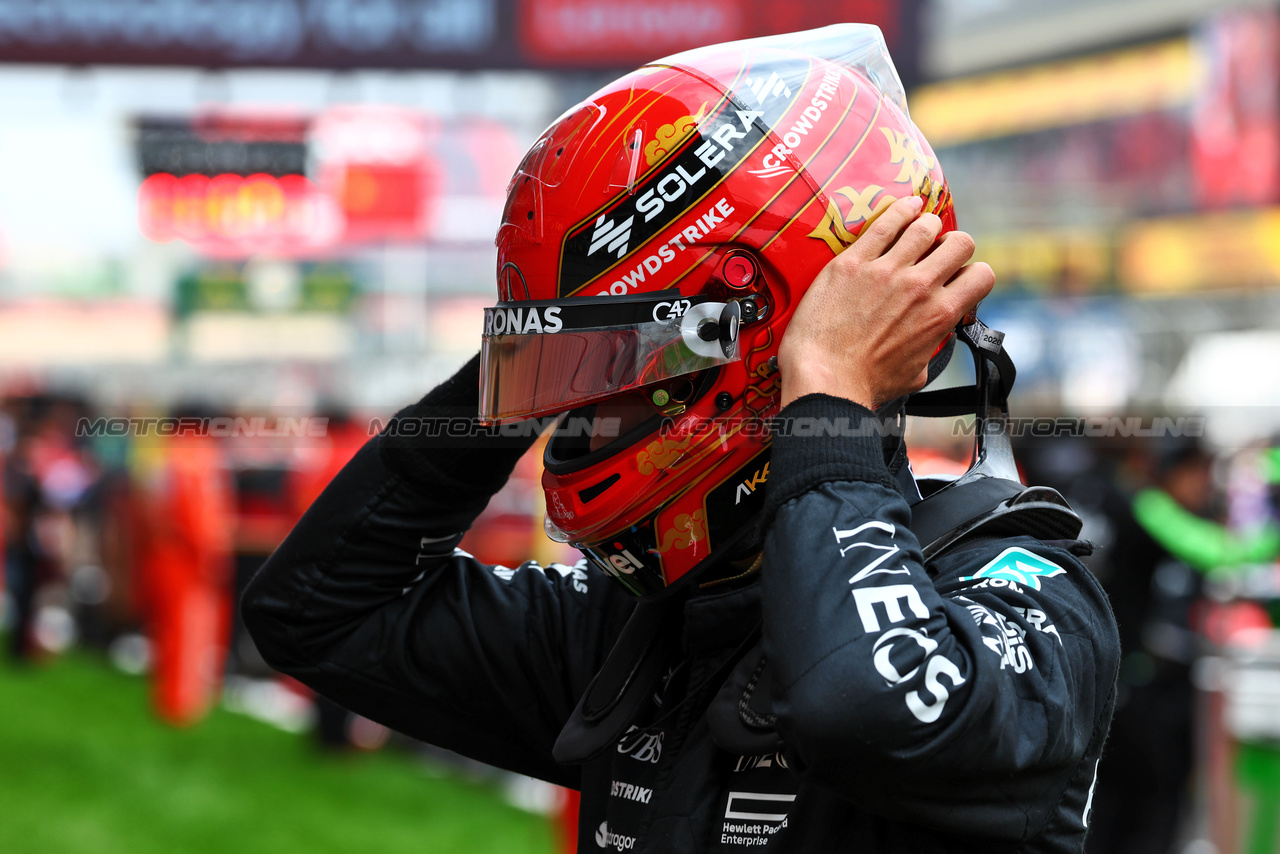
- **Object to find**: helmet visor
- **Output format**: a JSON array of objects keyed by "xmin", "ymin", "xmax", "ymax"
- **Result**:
[{"xmin": 479, "ymin": 291, "xmax": 741, "ymax": 424}]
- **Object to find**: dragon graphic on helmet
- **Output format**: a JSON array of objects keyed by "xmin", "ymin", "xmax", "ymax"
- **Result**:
[{"xmin": 480, "ymin": 25, "xmax": 956, "ymax": 596}]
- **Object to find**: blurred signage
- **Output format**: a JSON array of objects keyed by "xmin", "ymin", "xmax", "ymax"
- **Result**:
[
  {"xmin": 175, "ymin": 262, "xmax": 358, "ymax": 317},
  {"xmin": 183, "ymin": 313, "xmax": 354, "ymax": 361},
  {"xmin": 336, "ymin": 163, "xmax": 428, "ymax": 233},
  {"xmin": 135, "ymin": 115, "xmax": 309, "ymax": 178},
  {"xmin": 1120, "ymin": 208, "xmax": 1280, "ymax": 293},
  {"xmin": 167, "ymin": 257, "xmax": 358, "ymax": 362},
  {"xmin": 312, "ymin": 107, "xmax": 440, "ymax": 243},
  {"xmin": 134, "ymin": 113, "xmax": 343, "ymax": 255},
  {"xmin": 518, "ymin": 0, "xmax": 744, "ymax": 63},
  {"xmin": 974, "ymin": 229, "xmax": 1114, "ymax": 294},
  {"xmin": 0, "ymin": 300, "xmax": 169, "ymax": 366},
  {"xmin": 138, "ymin": 173, "xmax": 342, "ymax": 257},
  {"xmin": 913, "ymin": 39, "xmax": 1198, "ymax": 147},
  {"xmin": 0, "ymin": 0, "xmax": 504, "ymax": 69},
  {"xmin": 515, "ymin": 0, "xmax": 919, "ymax": 80},
  {"xmin": 134, "ymin": 106, "xmax": 520, "ymax": 253},
  {"xmin": 0, "ymin": 0, "xmax": 919, "ymax": 74}
]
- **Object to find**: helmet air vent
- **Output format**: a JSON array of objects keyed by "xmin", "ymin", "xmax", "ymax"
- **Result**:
[{"xmin": 579, "ymin": 473, "xmax": 621, "ymax": 504}]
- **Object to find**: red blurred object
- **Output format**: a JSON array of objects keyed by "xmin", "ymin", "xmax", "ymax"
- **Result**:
[
  {"xmin": 336, "ymin": 162, "xmax": 429, "ymax": 240},
  {"xmin": 457, "ymin": 437, "xmax": 547, "ymax": 568},
  {"xmin": 287, "ymin": 418, "xmax": 370, "ymax": 519},
  {"xmin": 906, "ymin": 447, "xmax": 970, "ymax": 478},
  {"xmin": 1192, "ymin": 9, "xmax": 1280, "ymax": 208},
  {"xmin": 312, "ymin": 106, "xmax": 441, "ymax": 244},
  {"xmin": 555, "ymin": 788, "xmax": 580, "ymax": 854},
  {"xmin": 1200, "ymin": 599, "xmax": 1275, "ymax": 648},
  {"xmin": 136, "ymin": 432, "xmax": 235, "ymax": 726},
  {"xmin": 138, "ymin": 172, "xmax": 339, "ymax": 257}
]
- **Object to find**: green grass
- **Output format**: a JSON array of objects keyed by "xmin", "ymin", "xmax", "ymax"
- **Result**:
[{"xmin": 0, "ymin": 653, "xmax": 557, "ymax": 854}]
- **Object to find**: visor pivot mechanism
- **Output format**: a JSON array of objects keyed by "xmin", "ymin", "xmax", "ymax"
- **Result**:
[{"xmin": 691, "ymin": 301, "xmax": 741, "ymax": 357}]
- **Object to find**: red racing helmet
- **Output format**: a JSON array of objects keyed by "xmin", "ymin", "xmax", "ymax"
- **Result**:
[{"xmin": 480, "ymin": 24, "xmax": 956, "ymax": 596}]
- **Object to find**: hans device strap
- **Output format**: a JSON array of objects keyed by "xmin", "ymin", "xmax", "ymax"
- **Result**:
[
  {"xmin": 553, "ymin": 597, "xmax": 681, "ymax": 765},
  {"xmin": 909, "ymin": 476, "xmax": 1083, "ymax": 562}
]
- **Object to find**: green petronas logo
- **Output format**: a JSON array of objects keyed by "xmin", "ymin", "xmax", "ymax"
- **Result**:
[{"xmin": 961, "ymin": 548, "xmax": 1067, "ymax": 591}]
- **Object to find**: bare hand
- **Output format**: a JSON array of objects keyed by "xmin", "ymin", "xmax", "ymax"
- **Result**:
[{"xmin": 777, "ymin": 195, "xmax": 994, "ymax": 410}]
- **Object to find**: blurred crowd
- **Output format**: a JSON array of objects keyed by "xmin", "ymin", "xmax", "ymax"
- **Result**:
[
  {"xmin": 0, "ymin": 393, "xmax": 374, "ymax": 723},
  {"xmin": 0, "ymin": 390, "xmax": 571, "ymax": 734}
]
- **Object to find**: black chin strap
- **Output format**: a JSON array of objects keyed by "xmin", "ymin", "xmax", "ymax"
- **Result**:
[
  {"xmin": 904, "ymin": 316, "xmax": 1082, "ymax": 560},
  {"xmin": 907, "ymin": 319, "xmax": 1016, "ymax": 419}
]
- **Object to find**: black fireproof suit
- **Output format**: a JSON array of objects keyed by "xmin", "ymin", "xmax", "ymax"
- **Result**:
[{"xmin": 242, "ymin": 358, "xmax": 1120, "ymax": 853}]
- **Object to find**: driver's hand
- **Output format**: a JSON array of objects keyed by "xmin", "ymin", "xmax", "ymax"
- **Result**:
[{"xmin": 777, "ymin": 195, "xmax": 994, "ymax": 410}]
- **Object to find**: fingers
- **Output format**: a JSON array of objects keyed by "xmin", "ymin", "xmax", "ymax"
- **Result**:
[
  {"xmin": 883, "ymin": 212, "xmax": 943, "ymax": 267},
  {"xmin": 915, "ymin": 230, "xmax": 975, "ymax": 284},
  {"xmin": 909, "ymin": 231, "xmax": 991, "ymax": 328},
  {"xmin": 940, "ymin": 261, "xmax": 995, "ymax": 321},
  {"xmin": 851, "ymin": 195, "xmax": 923, "ymax": 262}
]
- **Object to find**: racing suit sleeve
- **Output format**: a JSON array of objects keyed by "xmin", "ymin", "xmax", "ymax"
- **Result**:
[
  {"xmin": 760, "ymin": 394, "xmax": 1120, "ymax": 843},
  {"xmin": 240, "ymin": 356, "xmax": 633, "ymax": 787}
]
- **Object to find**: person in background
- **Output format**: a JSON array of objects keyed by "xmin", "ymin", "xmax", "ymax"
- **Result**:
[
  {"xmin": 3, "ymin": 405, "xmax": 41, "ymax": 662},
  {"xmin": 1086, "ymin": 439, "xmax": 1279, "ymax": 854},
  {"xmin": 136, "ymin": 410, "xmax": 235, "ymax": 725}
]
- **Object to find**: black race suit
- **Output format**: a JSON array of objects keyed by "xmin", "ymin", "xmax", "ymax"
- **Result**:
[{"xmin": 242, "ymin": 358, "xmax": 1120, "ymax": 853}]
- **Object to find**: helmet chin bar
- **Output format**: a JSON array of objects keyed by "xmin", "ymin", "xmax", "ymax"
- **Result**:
[{"xmin": 905, "ymin": 318, "xmax": 1083, "ymax": 560}]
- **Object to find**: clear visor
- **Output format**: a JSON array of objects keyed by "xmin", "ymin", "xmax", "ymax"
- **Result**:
[
  {"xmin": 655, "ymin": 23, "xmax": 909, "ymax": 120},
  {"xmin": 479, "ymin": 293, "xmax": 741, "ymax": 424}
]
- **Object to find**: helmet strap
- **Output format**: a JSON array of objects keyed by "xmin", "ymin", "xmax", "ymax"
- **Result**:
[
  {"xmin": 904, "ymin": 318, "xmax": 1084, "ymax": 558},
  {"xmin": 905, "ymin": 317, "xmax": 1020, "ymax": 483}
]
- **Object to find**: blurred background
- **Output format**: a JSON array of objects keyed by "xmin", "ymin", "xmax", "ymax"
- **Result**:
[{"xmin": 4, "ymin": 1, "xmax": 1280, "ymax": 852}]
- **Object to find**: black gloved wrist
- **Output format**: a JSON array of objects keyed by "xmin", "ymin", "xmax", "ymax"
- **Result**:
[
  {"xmin": 378, "ymin": 353, "xmax": 539, "ymax": 499},
  {"xmin": 760, "ymin": 393, "xmax": 897, "ymax": 530}
]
